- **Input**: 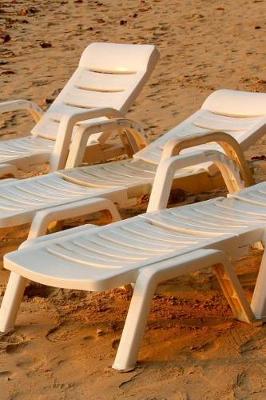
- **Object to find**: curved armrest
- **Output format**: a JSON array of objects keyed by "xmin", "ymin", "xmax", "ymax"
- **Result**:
[
  {"xmin": 148, "ymin": 149, "xmax": 246, "ymax": 212},
  {"xmin": 27, "ymin": 197, "xmax": 121, "ymax": 240},
  {"xmin": 161, "ymin": 130, "xmax": 254, "ymax": 186},
  {"xmin": 65, "ymin": 117, "xmax": 146, "ymax": 168},
  {"xmin": 50, "ymin": 109, "xmax": 107, "ymax": 171},
  {"xmin": 50, "ymin": 108, "xmax": 123, "ymax": 171},
  {"xmin": 74, "ymin": 107, "xmax": 123, "ymax": 120},
  {"xmin": 0, "ymin": 100, "xmax": 43, "ymax": 122}
]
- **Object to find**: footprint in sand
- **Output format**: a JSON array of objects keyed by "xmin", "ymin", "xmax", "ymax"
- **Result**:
[
  {"xmin": 0, "ymin": 332, "xmax": 28, "ymax": 354},
  {"xmin": 190, "ymin": 340, "xmax": 219, "ymax": 360},
  {"xmin": 46, "ymin": 322, "xmax": 95, "ymax": 343},
  {"xmin": 5, "ymin": 341, "xmax": 28, "ymax": 354},
  {"xmin": 0, "ymin": 370, "xmax": 12, "ymax": 378}
]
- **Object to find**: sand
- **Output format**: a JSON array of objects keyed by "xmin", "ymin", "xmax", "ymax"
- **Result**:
[{"xmin": 0, "ymin": 0, "xmax": 266, "ymax": 399}]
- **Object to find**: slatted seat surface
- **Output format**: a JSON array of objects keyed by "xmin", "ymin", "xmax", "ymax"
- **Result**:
[
  {"xmin": 0, "ymin": 136, "xmax": 54, "ymax": 165},
  {"xmin": 58, "ymin": 159, "xmax": 157, "ymax": 188},
  {"xmin": 59, "ymin": 156, "xmax": 212, "ymax": 189},
  {"xmin": 4, "ymin": 210, "xmax": 233, "ymax": 291},
  {"xmin": 231, "ymin": 182, "xmax": 266, "ymax": 206},
  {"xmin": 6, "ymin": 183, "xmax": 266, "ymax": 291},
  {"xmin": 142, "ymin": 197, "xmax": 266, "ymax": 234},
  {"xmin": 0, "ymin": 173, "xmax": 126, "ymax": 226},
  {"xmin": 0, "ymin": 153, "xmax": 214, "ymax": 227}
]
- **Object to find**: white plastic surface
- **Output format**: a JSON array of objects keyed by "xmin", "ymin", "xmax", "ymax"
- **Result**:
[
  {"xmin": 32, "ymin": 43, "xmax": 159, "ymax": 140},
  {"xmin": 1, "ymin": 149, "xmax": 265, "ymax": 371},
  {"xmin": 202, "ymin": 89, "xmax": 266, "ymax": 117},
  {"xmin": 0, "ymin": 171, "xmax": 128, "ymax": 227},
  {"xmin": 0, "ymin": 84, "xmax": 265, "ymax": 178},
  {"xmin": 0, "ymin": 145, "xmax": 244, "ymax": 229},
  {"xmin": 3, "ymin": 187, "xmax": 263, "ymax": 369},
  {"xmin": 135, "ymin": 107, "xmax": 266, "ymax": 166},
  {"xmin": 0, "ymin": 43, "xmax": 159, "ymax": 175}
]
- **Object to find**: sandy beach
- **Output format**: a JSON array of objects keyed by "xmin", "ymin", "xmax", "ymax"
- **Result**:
[{"xmin": 0, "ymin": 0, "xmax": 266, "ymax": 399}]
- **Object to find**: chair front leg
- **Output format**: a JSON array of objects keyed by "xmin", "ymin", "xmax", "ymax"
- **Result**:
[
  {"xmin": 0, "ymin": 272, "xmax": 27, "ymax": 333},
  {"xmin": 112, "ymin": 271, "xmax": 157, "ymax": 372}
]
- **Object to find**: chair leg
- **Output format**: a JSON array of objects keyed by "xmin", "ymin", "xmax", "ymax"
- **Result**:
[
  {"xmin": 0, "ymin": 272, "xmax": 27, "ymax": 333},
  {"xmin": 112, "ymin": 272, "xmax": 156, "ymax": 372},
  {"xmin": 251, "ymin": 250, "xmax": 266, "ymax": 319},
  {"xmin": 112, "ymin": 250, "xmax": 257, "ymax": 372},
  {"xmin": 212, "ymin": 262, "xmax": 255, "ymax": 323}
]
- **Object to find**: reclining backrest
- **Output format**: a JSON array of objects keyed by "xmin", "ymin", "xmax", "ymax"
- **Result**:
[
  {"xmin": 201, "ymin": 89, "xmax": 266, "ymax": 117},
  {"xmin": 134, "ymin": 89, "xmax": 266, "ymax": 165},
  {"xmin": 31, "ymin": 42, "xmax": 159, "ymax": 140}
]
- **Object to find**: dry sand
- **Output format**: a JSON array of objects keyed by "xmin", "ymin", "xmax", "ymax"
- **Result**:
[{"xmin": 0, "ymin": 0, "xmax": 266, "ymax": 399}]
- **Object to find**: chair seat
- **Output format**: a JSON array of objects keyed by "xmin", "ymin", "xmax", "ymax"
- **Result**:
[
  {"xmin": 2, "ymin": 212, "xmax": 224, "ymax": 291},
  {"xmin": 58, "ymin": 159, "xmax": 157, "ymax": 188},
  {"xmin": 6, "ymin": 187, "xmax": 266, "ymax": 292},
  {"xmin": 0, "ymin": 153, "xmax": 222, "ymax": 228},
  {"xmin": 230, "ymin": 182, "xmax": 266, "ymax": 206},
  {"xmin": 59, "ymin": 157, "xmax": 212, "ymax": 190},
  {"xmin": 0, "ymin": 172, "xmax": 126, "ymax": 227},
  {"xmin": 0, "ymin": 136, "xmax": 53, "ymax": 167}
]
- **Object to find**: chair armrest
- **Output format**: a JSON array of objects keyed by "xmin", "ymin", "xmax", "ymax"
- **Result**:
[
  {"xmin": 0, "ymin": 100, "xmax": 43, "ymax": 122},
  {"xmin": 50, "ymin": 109, "xmax": 107, "ymax": 171},
  {"xmin": 27, "ymin": 197, "xmax": 121, "ymax": 239},
  {"xmin": 50, "ymin": 105, "xmax": 145, "ymax": 170},
  {"xmin": 73, "ymin": 107, "xmax": 123, "ymax": 120},
  {"xmin": 147, "ymin": 149, "xmax": 246, "ymax": 212},
  {"xmin": 65, "ymin": 117, "xmax": 147, "ymax": 168},
  {"xmin": 49, "ymin": 108, "xmax": 125, "ymax": 171},
  {"xmin": 161, "ymin": 130, "xmax": 254, "ymax": 186}
]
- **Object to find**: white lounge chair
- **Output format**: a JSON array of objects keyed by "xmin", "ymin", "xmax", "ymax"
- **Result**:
[
  {"xmin": 1, "ymin": 147, "xmax": 266, "ymax": 371},
  {"xmin": 0, "ymin": 42, "xmax": 159, "ymax": 177},
  {"xmin": 0, "ymin": 89, "xmax": 265, "ymax": 237},
  {"xmin": 66, "ymin": 88, "xmax": 266, "ymax": 168}
]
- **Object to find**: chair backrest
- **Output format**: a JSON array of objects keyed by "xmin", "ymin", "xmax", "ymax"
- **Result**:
[
  {"xmin": 201, "ymin": 89, "xmax": 266, "ymax": 117},
  {"xmin": 133, "ymin": 111, "xmax": 207, "ymax": 164},
  {"xmin": 134, "ymin": 89, "xmax": 266, "ymax": 165},
  {"xmin": 31, "ymin": 42, "xmax": 159, "ymax": 140}
]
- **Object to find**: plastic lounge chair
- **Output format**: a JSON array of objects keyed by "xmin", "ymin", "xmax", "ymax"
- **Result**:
[
  {"xmin": 1, "ymin": 147, "xmax": 265, "ymax": 371},
  {"xmin": 0, "ymin": 42, "xmax": 159, "ymax": 177},
  {"xmin": 0, "ymin": 129, "xmax": 251, "ymax": 232},
  {"xmin": 0, "ymin": 88, "xmax": 265, "ymax": 236},
  {"xmin": 66, "ymin": 88, "xmax": 266, "ymax": 170}
]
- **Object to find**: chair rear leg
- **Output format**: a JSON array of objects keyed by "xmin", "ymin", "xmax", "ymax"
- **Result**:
[
  {"xmin": 112, "ymin": 273, "xmax": 156, "ymax": 372},
  {"xmin": 251, "ymin": 250, "xmax": 266, "ymax": 320},
  {"xmin": 212, "ymin": 262, "xmax": 255, "ymax": 323},
  {"xmin": 0, "ymin": 272, "xmax": 27, "ymax": 333}
]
